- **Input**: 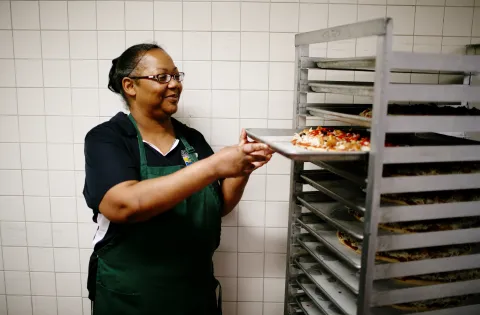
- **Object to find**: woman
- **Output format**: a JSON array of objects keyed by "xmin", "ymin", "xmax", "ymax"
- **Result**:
[{"xmin": 83, "ymin": 43, "xmax": 273, "ymax": 315}]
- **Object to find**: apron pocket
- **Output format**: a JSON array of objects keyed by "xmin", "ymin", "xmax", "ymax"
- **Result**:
[{"xmin": 94, "ymin": 281, "xmax": 141, "ymax": 315}]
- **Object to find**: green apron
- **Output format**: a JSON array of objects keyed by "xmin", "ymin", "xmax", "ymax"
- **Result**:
[{"xmin": 92, "ymin": 114, "xmax": 223, "ymax": 315}]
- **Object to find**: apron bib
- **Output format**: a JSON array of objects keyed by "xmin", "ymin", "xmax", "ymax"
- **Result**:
[{"xmin": 92, "ymin": 114, "xmax": 223, "ymax": 315}]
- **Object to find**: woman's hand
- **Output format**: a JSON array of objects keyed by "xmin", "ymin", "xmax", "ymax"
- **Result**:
[
  {"xmin": 238, "ymin": 129, "xmax": 274, "ymax": 172},
  {"xmin": 212, "ymin": 137, "xmax": 272, "ymax": 178},
  {"xmin": 215, "ymin": 129, "xmax": 275, "ymax": 216}
]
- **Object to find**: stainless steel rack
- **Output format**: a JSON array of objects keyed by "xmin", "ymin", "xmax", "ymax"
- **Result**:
[{"xmin": 245, "ymin": 18, "xmax": 480, "ymax": 315}]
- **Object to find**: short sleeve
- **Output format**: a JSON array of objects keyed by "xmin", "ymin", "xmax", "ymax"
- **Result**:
[{"xmin": 83, "ymin": 125, "xmax": 140, "ymax": 216}]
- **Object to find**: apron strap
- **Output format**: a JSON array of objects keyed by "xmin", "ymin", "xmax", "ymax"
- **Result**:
[
  {"xmin": 216, "ymin": 279, "xmax": 223, "ymax": 315},
  {"xmin": 128, "ymin": 114, "xmax": 149, "ymax": 179},
  {"xmin": 128, "ymin": 113, "xmax": 222, "ymax": 209},
  {"xmin": 179, "ymin": 135, "xmax": 198, "ymax": 163},
  {"xmin": 178, "ymin": 134, "xmax": 223, "ymax": 211},
  {"xmin": 129, "ymin": 114, "xmax": 196, "ymax": 167}
]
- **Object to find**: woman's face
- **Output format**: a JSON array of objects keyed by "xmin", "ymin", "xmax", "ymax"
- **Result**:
[{"xmin": 126, "ymin": 49, "xmax": 183, "ymax": 119}]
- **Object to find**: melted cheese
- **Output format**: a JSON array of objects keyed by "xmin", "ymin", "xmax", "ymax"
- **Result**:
[{"xmin": 292, "ymin": 128, "xmax": 370, "ymax": 152}]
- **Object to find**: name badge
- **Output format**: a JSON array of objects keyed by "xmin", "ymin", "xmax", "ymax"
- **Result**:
[{"xmin": 181, "ymin": 150, "xmax": 193, "ymax": 166}]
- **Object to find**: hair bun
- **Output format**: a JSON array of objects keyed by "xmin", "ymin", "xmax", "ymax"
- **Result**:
[{"xmin": 108, "ymin": 57, "xmax": 121, "ymax": 93}]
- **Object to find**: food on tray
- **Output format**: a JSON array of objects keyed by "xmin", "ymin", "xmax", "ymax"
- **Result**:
[
  {"xmin": 348, "ymin": 209, "xmax": 480, "ymax": 234},
  {"xmin": 358, "ymin": 104, "xmax": 480, "ymax": 118},
  {"xmin": 397, "ymin": 269, "xmax": 480, "ymax": 286},
  {"xmin": 315, "ymin": 231, "xmax": 476, "ymax": 311},
  {"xmin": 336, "ymin": 231, "xmax": 473, "ymax": 263},
  {"xmin": 359, "ymin": 108, "xmax": 372, "ymax": 118},
  {"xmin": 391, "ymin": 295, "xmax": 470, "ymax": 312},
  {"xmin": 342, "ymin": 195, "xmax": 480, "ymax": 287},
  {"xmin": 291, "ymin": 127, "xmax": 371, "ymax": 152},
  {"xmin": 384, "ymin": 162, "xmax": 480, "ymax": 177},
  {"xmin": 337, "ymin": 227, "xmax": 480, "ymax": 286},
  {"xmin": 380, "ymin": 189, "xmax": 480, "ymax": 206}
]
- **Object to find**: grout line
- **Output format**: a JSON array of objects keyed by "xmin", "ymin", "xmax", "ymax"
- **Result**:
[
  {"xmin": 65, "ymin": 1, "xmax": 83, "ymax": 314},
  {"xmin": 67, "ymin": 0, "xmax": 85, "ymax": 311},
  {"xmin": 438, "ymin": 3, "xmax": 447, "ymax": 82},
  {"xmin": 235, "ymin": 1, "xmax": 241, "ymax": 304},
  {"xmin": 353, "ymin": 2, "xmax": 360, "ymax": 100},
  {"xmin": 4, "ymin": 27, "xmax": 477, "ymax": 34},
  {"xmin": 181, "ymin": 0, "xmax": 187, "ymax": 126},
  {"xmin": 261, "ymin": 1, "xmax": 273, "ymax": 311},
  {"xmin": 37, "ymin": 1, "xmax": 59, "ymax": 313},
  {"xmin": 210, "ymin": 2, "xmax": 214, "ymax": 145},
  {"xmin": 1, "ymin": 57, "xmax": 306, "ymax": 65},
  {"xmin": 323, "ymin": 2, "xmax": 330, "ymax": 105},
  {"xmin": 469, "ymin": 6, "xmax": 476, "ymax": 39},
  {"xmin": 27, "ymin": 1, "xmax": 44, "ymax": 312},
  {"xmin": 7, "ymin": 1, "xmax": 32, "ymax": 313},
  {"xmin": 1, "ymin": 2, "xmax": 16, "ymax": 313}
]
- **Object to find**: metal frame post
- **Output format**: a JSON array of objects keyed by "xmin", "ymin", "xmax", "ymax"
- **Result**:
[{"xmin": 357, "ymin": 18, "xmax": 393, "ymax": 315}]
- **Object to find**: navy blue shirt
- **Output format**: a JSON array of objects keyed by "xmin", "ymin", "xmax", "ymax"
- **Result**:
[{"xmin": 83, "ymin": 112, "xmax": 223, "ymax": 249}]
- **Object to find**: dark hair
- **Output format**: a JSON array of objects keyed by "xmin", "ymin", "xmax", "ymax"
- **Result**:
[{"xmin": 108, "ymin": 43, "xmax": 163, "ymax": 104}]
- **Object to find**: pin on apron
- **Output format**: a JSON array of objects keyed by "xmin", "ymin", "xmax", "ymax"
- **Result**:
[{"xmin": 92, "ymin": 114, "xmax": 223, "ymax": 315}]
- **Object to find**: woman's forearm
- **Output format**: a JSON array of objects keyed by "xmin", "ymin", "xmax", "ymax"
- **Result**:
[
  {"xmin": 221, "ymin": 176, "xmax": 250, "ymax": 216},
  {"xmin": 100, "ymin": 156, "xmax": 220, "ymax": 223}
]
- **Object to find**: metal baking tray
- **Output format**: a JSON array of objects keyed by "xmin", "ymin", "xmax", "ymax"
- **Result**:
[
  {"xmin": 374, "ymin": 248, "xmax": 480, "ymax": 280},
  {"xmin": 298, "ymin": 214, "xmax": 480, "ymax": 282},
  {"xmin": 308, "ymin": 55, "xmax": 476, "ymax": 75},
  {"xmin": 386, "ymin": 132, "xmax": 480, "ymax": 147},
  {"xmin": 384, "ymin": 145, "xmax": 480, "ymax": 163},
  {"xmin": 298, "ymin": 192, "xmax": 364, "ymax": 240},
  {"xmin": 297, "ymin": 234, "xmax": 446, "ymax": 296},
  {"xmin": 301, "ymin": 170, "xmax": 480, "ymax": 217},
  {"xmin": 296, "ymin": 260, "xmax": 413, "ymax": 315},
  {"xmin": 309, "ymin": 81, "xmax": 374, "ymax": 97},
  {"xmin": 380, "ymin": 173, "xmax": 480, "ymax": 194},
  {"xmin": 245, "ymin": 128, "xmax": 480, "ymax": 163},
  {"xmin": 297, "ymin": 214, "xmax": 362, "ymax": 269},
  {"xmin": 297, "ymin": 234, "xmax": 360, "ymax": 294},
  {"xmin": 288, "ymin": 298, "xmax": 303, "ymax": 315},
  {"xmin": 296, "ymin": 277, "xmax": 343, "ymax": 315},
  {"xmin": 295, "ymin": 256, "xmax": 480, "ymax": 315},
  {"xmin": 245, "ymin": 128, "xmax": 369, "ymax": 162},
  {"xmin": 383, "ymin": 133, "xmax": 480, "ymax": 164},
  {"xmin": 376, "ymin": 226, "xmax": 480, "ymax": 252},
  {"xmin": 315, "ymin": 57, "xmax": 376, "ymax": 71},
  {"xmin": 307, "ymin": 105, "xmax": 480, "ymax": 133},
  {"xmin": 386, "ymin": 116, "xmax": 480, "ymax": 133},
  {"xmin": 300, "ymin": 171, "xmax": 366, "ymax": 213},
  {"xmin": 307, "ymin": 105, "xmax": 371, "ymax": 127},
  {"xmin": 295, "ymin": 257, "xmax": 357, "ymax": 315},
  {"xmin": 312, "ymin": 161, "xmax": 480, "ymax": 194},
  {"xmin": 296, "ymin": 295, "xmax": 334, "ymax": 315},
  {"xmin": 311, "ymin": 161, "xmax": 366, "ymax": 187}
]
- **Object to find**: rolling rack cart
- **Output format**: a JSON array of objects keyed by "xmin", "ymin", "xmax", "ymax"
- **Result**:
[
  {"xmin": 245, "ymin": 18, "xmax": 480, "ymax": 315},
  {"xmin": 466, "ymin": 44, "xmax": 480, "ymax": 142}
]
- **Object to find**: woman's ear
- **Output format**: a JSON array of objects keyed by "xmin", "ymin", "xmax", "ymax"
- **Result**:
[{"xmin": 122, "ymin": 77, "xmax": 137, "ymax": 98}]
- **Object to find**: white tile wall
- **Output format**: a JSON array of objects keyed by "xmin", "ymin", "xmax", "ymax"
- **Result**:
[{"xmin": 0, "ymin": 1, "xmax": 477, "ymax": 314}]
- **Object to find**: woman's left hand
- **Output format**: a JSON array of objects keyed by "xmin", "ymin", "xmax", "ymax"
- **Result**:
[{"xmin": 238, "ymin": 129, "xmax": 274, "ymax": 172}]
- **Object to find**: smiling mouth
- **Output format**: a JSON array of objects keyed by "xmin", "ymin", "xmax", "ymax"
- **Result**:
[{"xmin": 165, "ymin": 95, "xmax": 179, "ymax": 102}]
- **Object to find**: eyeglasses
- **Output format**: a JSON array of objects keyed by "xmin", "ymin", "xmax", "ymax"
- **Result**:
[{"xmin": 129, "ymin": 72, "xmax": 185, "ymax": 84}]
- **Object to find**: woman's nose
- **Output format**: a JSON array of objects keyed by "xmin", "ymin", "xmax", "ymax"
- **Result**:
[{"xmin": 168, "ymin": 77, "xmax": 181, "ymax": 89}]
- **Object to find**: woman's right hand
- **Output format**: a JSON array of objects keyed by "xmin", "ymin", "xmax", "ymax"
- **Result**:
[{"xmin": 211, "ymin": 142, "xmax": 271, "ymax": 178}]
